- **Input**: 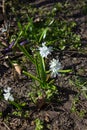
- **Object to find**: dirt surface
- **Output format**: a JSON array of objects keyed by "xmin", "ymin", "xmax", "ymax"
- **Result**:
[{"xmin": 0, "ymin": 0, "xmax": 87, "ymax": 130}]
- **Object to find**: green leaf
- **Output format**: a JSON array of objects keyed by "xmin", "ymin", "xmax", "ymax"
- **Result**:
[
  {"xmin": 23, "ymin": 70, "xmax": 43, "ymax": 84},
  {"xmin": 10, "ymin": 101, "xmax": 22, "ymax": 110},
  {"xmin": 17, "ymin": 22, "xmax": 23, "ymax": 31},
  {"xmin": 35, "ymin": 53, "xmax": 46, "ymax": 83},
  {"xmin": 17, "ymin": 44, "xmax": 35, "ymax": 64},
  {"xmin": 39, "ymin": 27, "xmax": 49, "ymax": 42},
  {"xmin": 58, "ymin": 69, "xmax": 72, "ymax": 73}
]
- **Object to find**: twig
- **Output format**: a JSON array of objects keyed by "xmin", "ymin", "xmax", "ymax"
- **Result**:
[
  {"xmin": 2, "ymin": 0, "xmax": 7, "ymax": 24},
  {"xmin": 2, "ymin": 122, "xmax": 11, "ymax": 130}
]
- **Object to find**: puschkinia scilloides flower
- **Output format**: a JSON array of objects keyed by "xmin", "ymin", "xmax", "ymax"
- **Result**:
[
  {"xmin": 3, "ymin": 87, "xmax": 14, "ymax": 101},
  {"xmin": 39, "ymin": 42, "xmax": 53, "ymax": 58},
  {"xmin": 49, "ymin": 58, "xmax": 61, "ymax": 77}
]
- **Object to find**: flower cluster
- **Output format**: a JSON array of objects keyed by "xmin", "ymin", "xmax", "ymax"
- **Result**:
[
  {"xmin": 39, "ymin": 42, "xmax": 53, "ymax": 58},
  {"xmin": 3, "ymin": 87, "xmax": 14, "ymax": 101},
  {"xmin": 49, "ymin": 58, "xmax": 61, "ymax": 77},
  {"xmin": 39, "ymin": 42, "xmax": 61, "ymax": 77}
]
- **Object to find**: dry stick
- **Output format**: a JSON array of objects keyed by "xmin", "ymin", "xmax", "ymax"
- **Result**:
[
  {"xmin": 2, "ymin": 122, "xmax": 11, "ymax": 130},
  {"xmin": 2, "ymin": 0, "xmax": 7, "ymax": 24},
  {"xmin": 2, "ymin": 0, "xmax": 9, "ymax": 37}
]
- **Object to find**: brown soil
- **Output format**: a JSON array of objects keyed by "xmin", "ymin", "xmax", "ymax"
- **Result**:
[{"xmin": 0, "ymin": 0, "xmax": 87, "ymax": 130}]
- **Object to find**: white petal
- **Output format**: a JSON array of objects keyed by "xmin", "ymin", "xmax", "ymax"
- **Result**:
[
  {"xmin": 9, "ymin": 95, "xmax": 14, "ymax": 101},
  {"xmin": 4, "ymin": 87, "xmax": 11, "ymax": 93},
  {"xmin": 49, "ymin": 58, "xmax": 61, "ymax": 77},
  {"xmin": 3, "ymin": 93, "xmax": 10, "ymax": 101},
  {"xmin": 39, "ymin": 43, "xmax": 53, "ymax": 58}
]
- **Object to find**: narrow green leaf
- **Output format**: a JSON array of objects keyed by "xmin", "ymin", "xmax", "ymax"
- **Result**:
[
  {"xmin": 17, "ymin": 44, "xmax": 35, "ymax": 64},
  {"xmin": 23, "ymin": 70, "xmax": 43, "ymax": 84},
  {"xmin": 17, "ymin": 22, "xmax": 22, "ymax": 31},
  {"xmin": 10, "ymin": 101, "xmax": 22, "ymax": 110},
  {"xmin": 39, "ymin": 28, "xmax": 49, "ymax": 42},
  {"xmin": 58, "ymin": 69, "xmax": 72, "ymax": 73}
]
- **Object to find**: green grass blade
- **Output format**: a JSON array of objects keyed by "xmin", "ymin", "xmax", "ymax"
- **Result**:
[
  {"xmin": 17, "ymin": 44, "xmax": 35, "ymax": 64},
  {"xmin": 22, "ymin": 70, "xmax": 43, "ymax": 84}
]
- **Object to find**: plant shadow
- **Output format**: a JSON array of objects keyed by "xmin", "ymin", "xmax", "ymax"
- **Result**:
[{"xmin": 0, "ymin": 65, "xmax": 9, "ymax": 77}]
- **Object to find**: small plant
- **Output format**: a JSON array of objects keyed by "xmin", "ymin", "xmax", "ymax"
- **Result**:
[
  {"xmin": 69, "ymin": 76, "xmax": 87, "ymax": 98},
  {"xmin": 0, "ymin": 16, "xmax": 74, "ymax": 108},
  {"xmin": 71, "ymin": 94, "xmax": 79, "ymax": 113},
  {"xmin": 70, "ymin": 76, "xmax": 87, "ymax": 117},
  {"xmin": 71, "ymin": 94, "xmax": 87, "ymax": 118},
  {"xmin": 17, "ymin": 42, "xmax": 61, "ymax": 106},
  {"xmin": 35, "ymin": 118, "xmax": 44, "ymax": 130}
]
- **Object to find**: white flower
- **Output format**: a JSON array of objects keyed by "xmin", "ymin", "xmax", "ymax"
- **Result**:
[
  {"xmin": 39, "ymin": 42, "xmax": 53, "ymax": 58},
  {"xmin": 49, "ymin": 58, "xmax": 61, "ymax": 77},
  {"xmin": 4, "ymin": 87, "xmax": 11, "ymax": 93},
  {"xmin": 3, "ymin": 87, "xmax": 14, "ymax": 101}
]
